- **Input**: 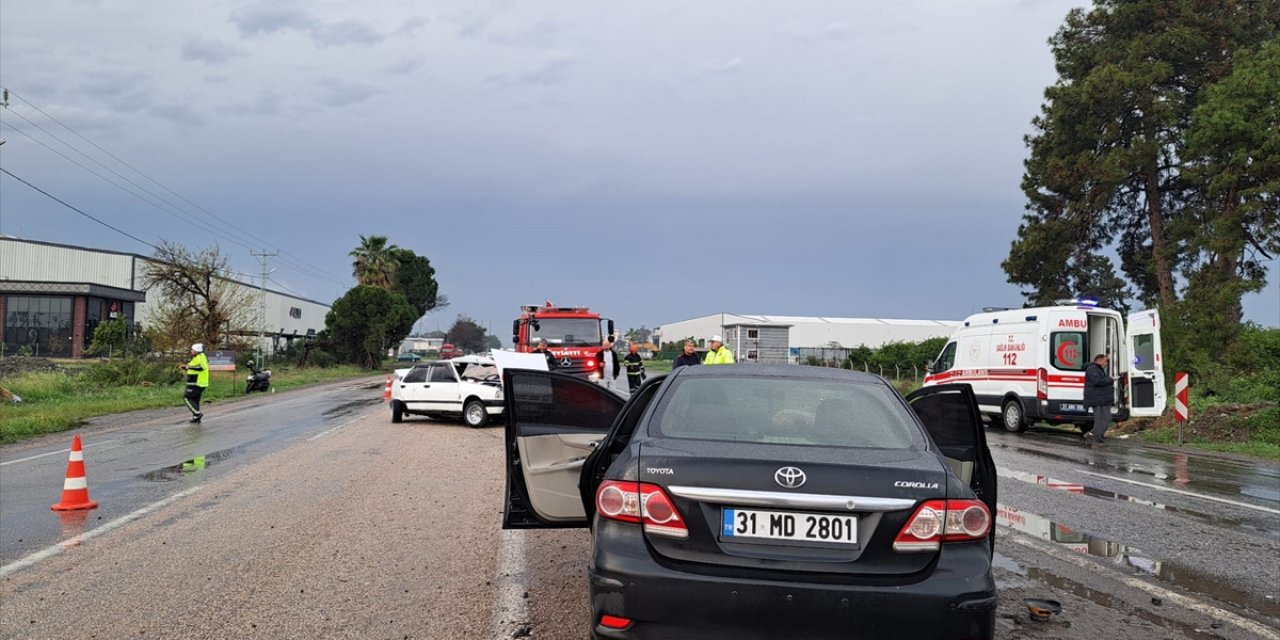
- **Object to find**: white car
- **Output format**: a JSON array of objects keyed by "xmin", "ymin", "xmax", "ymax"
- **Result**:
[{"xmin": 389, "ymin": 356, "xmax": 504, "ymax": 427}]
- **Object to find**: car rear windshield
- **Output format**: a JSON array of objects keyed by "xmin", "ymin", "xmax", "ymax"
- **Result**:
[{"xmin": 649, "ymin": 375, "xmax": 919, "ymax": 449}]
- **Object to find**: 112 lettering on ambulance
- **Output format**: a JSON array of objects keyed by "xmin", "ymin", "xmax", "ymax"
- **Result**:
[{"xmin": 922, "ymin": 299, "xmax": 1166, "ymax": 433}]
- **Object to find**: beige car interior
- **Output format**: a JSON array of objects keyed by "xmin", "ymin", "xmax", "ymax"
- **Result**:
[{"xmin": 518, "ymin": 433, "xmax": 603, "ymax": 522}]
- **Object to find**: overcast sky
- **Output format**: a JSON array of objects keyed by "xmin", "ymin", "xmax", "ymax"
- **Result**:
[{"xmin": 1, "ymin": 0, "xmax": 1276, "ymax": 338}]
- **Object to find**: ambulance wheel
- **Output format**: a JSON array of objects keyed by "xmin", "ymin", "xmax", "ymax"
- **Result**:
[
  {"xmin": 1002, "ymin": 399, "xmax": 1028, "ymax": 433},
  {"xmin": 391, "ymin": 400, "xmax": 404, "ymax": 423}
]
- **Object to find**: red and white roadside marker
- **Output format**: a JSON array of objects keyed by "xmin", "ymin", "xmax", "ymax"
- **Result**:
[
  {"xmin": 1174, "ymin": 372, "xmax": 1189, "ymax": 422},
  {"xmin": 1174, "ymin": 372, "xmax": 1189, "ymax": 445}
]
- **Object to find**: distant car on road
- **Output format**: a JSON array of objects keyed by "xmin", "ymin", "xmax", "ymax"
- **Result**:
[
  {"xmin": 502, "ymin": 364, "xmax": 997, "ymax": 640},
  {"xmin": 439, "ymin": 343, "xmax": 461, "ymax": 360},
  {"xmin": 396, "ymin": 352, "xmax": 423, "ymax": 362},
  {"xmin": 390, "ymin": 356, "xmax": 503, "ymax": 427}
]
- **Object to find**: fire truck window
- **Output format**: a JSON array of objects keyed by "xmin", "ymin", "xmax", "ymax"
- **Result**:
[
  {"xmin": 935, "ymin": 342, "xmax": 957, "ymax": 372},
  {"xmin": 1051, "ymin": 332, "xmax": 1085, "ymax": 371}
]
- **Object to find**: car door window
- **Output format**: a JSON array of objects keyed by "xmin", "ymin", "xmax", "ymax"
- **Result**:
[
  {"xmin": 403, "ymin": 367, "xmax": 428, "ymax": 383},
  {"xmin": 905, "ymin": 385, "xmax": 996, "ymax": 514},
  {"xmin": 429, "ymin": 365, "xmax": 456, "ymax": 383}
]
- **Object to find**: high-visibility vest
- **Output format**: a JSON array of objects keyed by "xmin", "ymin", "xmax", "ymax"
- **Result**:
[
  {"xmin": 704, "ymin": 346, "xmax": 735, "ymax": 365},
  {"xmin": 186, "ymin": 353, "xmax": 210, "ymax": 387}
]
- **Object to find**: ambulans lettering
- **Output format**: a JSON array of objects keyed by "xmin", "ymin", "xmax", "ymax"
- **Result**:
[{"xmin": 1058, "ymin": 318, "xmax": 1087, "ymax": 329}]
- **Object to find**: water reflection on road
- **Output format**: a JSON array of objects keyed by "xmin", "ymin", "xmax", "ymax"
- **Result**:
[
  {"xmin": 987, "ymin": 430, "xmax": 1280, "ymax": 511},
  {"xmin": 996, "ymin": 503, "xmax": 1279, "ymax": 618}
]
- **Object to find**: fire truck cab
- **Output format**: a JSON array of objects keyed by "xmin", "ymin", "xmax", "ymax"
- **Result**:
[
  {"xmin": 512, "ymin": 303, "xmax": 615, "ymax": 379},
  {"xmin": 923, "ymin": 299, "xmax": 1166, "ymax": 432}
]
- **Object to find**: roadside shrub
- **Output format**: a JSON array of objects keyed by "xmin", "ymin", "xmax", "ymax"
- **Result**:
[
  {"xmin": 2, "ymin": 372, "xmax": 79, "ymax": 401},
  {"xmin": 80, "ymin": 358, "xmax": 182, "ymax": 387}
]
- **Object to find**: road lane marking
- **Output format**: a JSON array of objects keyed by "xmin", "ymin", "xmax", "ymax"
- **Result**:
[
  {"xmin": 1003, "ymin": 531, "xmax": 1280, "ymax": 639},
  {"xmin": 0, "ymin": 485, "xmax": 202, "ymax": 579},
  {"xmin": 1079, "ymin": 470, "xmax": 1280, "ymax": 515},
  {"xmin": 0, "ymin": 440, "xmax": 117, "ymax": 467},
  {"xmin": 491, "ymin": 529, "xmax": 530, "ymax": 639}
]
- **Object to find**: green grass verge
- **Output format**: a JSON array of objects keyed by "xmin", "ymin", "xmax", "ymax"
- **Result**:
[{"xmin": 0, "ymin": 366, "xmax": 374, "ymax": 445}]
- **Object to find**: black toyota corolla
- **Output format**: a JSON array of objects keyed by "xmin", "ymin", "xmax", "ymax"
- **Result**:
[{"xmin": 502, "ymin": 364, "xmax": 997, "ymax": 640}]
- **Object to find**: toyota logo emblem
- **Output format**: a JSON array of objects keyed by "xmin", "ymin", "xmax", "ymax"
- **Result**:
[
  {"xmin": 774, "ymin": 466, "xmax": 806, "ymax": 489},
  {"xmin": 560, "ymin": 357, "xmax": 573, "ymax": 367}
]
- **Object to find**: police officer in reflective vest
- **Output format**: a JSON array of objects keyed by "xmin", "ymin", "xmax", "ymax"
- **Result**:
[
  {"xmin": 703, "ymin": 335, "xmax": 735, "ymax": 365},
  {"xmin": 624, "ymin": 342, "xmax": 646, "ymax": 392},
  {"xmin": 181, "ymin": 343, "xmax": 209, "ymax": 423}
]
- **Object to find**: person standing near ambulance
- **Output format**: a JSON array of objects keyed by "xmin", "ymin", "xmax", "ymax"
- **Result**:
[
  {"xmin": 181, "ymin": 343, "xmax": 209, "ymax": 423},
  {"xmin": 704, "ymin": 335, "xmax": 735, "ymax": 365},
  {"xmin": 1082, "ymin": 354, "xmax": 1114, "ymax": 446}
]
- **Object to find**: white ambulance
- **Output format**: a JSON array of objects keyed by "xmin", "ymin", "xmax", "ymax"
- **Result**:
[{"xmin": 922, "ymin": 300, "xmax": 1166, "ymax": 432}]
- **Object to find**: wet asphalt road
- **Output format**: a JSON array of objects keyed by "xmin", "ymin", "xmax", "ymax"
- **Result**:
[{"xmin": 1, "ymin": 382, "xmax": 1278, "ymax": 639}]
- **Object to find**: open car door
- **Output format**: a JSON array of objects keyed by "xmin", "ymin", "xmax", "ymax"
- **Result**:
[
  {"xmin": 905, "ymin": 384, "xmax": 997, "ymax": 534},
  {"xmin": 1126, "ymin": 309, "xmax": 1167, "ymax": 417},
  {"xmin": 503, "ymin": 369, "xmax": 625, "ymax": 529}
]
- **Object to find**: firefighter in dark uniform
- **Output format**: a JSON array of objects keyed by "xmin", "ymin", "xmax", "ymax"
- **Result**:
[
  {"xmin": 624, "ymin": 342, "xmax": 646, "ymax": 392},
  {"xmin": 534, "ymin": 339, "xmax": 558, "ymax": 370}
]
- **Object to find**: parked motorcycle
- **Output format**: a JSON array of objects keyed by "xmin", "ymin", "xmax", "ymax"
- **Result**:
[{"xmin": 245, "ymin": 361, "xmax": 272, "ymax": 393}]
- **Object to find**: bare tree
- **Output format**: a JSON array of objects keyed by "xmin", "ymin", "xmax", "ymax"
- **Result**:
[{"xmin": 143, "ymin": 241, "xmax": 255, "ymax": 351}]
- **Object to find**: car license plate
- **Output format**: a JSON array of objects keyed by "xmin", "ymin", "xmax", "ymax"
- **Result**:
[
  {"xmin": 1060, "ymin": 403, "xmax": 1085, "ymax": 413},
  {"xmin": 721, "ymin": 508, "xmax": 857, "ymax": 545}
]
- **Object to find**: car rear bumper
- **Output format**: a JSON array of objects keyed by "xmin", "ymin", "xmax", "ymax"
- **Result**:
[{"xmin": 588, "ymin": 521, "xmax": 996, "ymax": 640}]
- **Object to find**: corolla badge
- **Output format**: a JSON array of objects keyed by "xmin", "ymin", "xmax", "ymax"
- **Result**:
[{"xmin": 774, "ymin": 466, "xmax": 806, "ymax": 489}]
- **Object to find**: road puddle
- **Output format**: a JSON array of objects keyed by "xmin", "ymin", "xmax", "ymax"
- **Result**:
[
  {"xmin": 1026, "ymin": 567, "xmax": 1222, "ymax": 638},
  {"xmin": 992, "ymin": 440, "xmax": 1280, "ymax": 511},
  {"xmin": 139, "ymin": 445, "xmax": 247, "ymax": 482},
  {"xmin": 996, "ymin": 467, "xmax": 1279, "ymax": 538},
  {"xmin": 996, "ymin": 503, "xmax": 1279, "ymax": 618},
  {"xmin": 322, "ymin": 398, "xmax": 381, "ymax": 419}
]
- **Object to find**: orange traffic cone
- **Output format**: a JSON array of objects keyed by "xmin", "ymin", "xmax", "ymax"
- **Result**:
[
  {"xmin": 383, "ymin": 375, "xmax": 392, "ymax": 402},
  {"xmin": 51, "ymin": 435, "xmax": 98, "ymax": 511}
]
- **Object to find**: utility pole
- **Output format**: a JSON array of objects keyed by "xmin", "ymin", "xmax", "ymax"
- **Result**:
[{"xmin": 251, "ymin": 249, "xmax": 278, "ymax": 365}]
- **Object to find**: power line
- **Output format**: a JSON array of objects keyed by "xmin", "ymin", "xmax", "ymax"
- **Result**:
[
  {"xmin": 1, "ymin": 87, "xmax": 352, "ymax": 286},
  {"xmin": 0, "ymin": 120, "xmax": 247, "ymax": 248},
  {"xmin": 0, "ymin": 167, "xmax": 158, "ymax": 251}
]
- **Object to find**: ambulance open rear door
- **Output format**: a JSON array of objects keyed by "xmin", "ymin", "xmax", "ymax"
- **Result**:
[{"xmin": 1126, "ymin": 309, "xmax": 1166, "ymax": 417}]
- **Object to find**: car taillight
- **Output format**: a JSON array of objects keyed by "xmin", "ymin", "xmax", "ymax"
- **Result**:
[
  {"xmin": 1036, "ymin": 368, "xmax": 1048, "ymax": 400},
  {"xmin": 893, "ymin": 499, "xmax": 991, "ymax": 553},
  {"xmin": 595, "ymin": 480, "xmax": 688, "ymax": 539}
]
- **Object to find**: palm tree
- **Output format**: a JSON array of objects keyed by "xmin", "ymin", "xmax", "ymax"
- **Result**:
[{"xmin": 349, "ymin": 235, "xmax": 399, "ymax": 289}]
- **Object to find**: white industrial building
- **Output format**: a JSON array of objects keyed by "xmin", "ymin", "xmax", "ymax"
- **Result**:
[
  {"xmin": 0, "ymin": 237, "xmax": 330, "ymax": 358},
  {"xmin": 655, "ymin": 313, "xmax": 960, "ymax": 362}
]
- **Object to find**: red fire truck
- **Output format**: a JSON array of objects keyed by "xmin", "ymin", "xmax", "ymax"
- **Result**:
[{"xmin": 512, "ymin": 303, "xmax": 615, "ymax": 379}]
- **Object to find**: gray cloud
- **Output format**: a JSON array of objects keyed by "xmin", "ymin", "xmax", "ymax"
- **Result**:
[
  {"xmin": 485, "ymin": 19, "xmax": 564, "ymax": 49},
  {"xmin": 230, "ymin": 3, "xmax": 316, "ymax": 35},
  {"xmin": 311, "ymin": 19, "xmax": 385, "ymax": 48},
  {"xmin": 484, "ymin": 53, "xmax": 578, "ymax": 89},
  {"xmin": 230, "ymin": 3, "xmax": 389, "ymax": 49},
  {"xmin": 702, "ymin": 57, "xmax": 745, "ymax": 75},
  {"xmin": 396, "ymin": 16, "xmax": 429, "ymax": 36},
  {"xmin": 149, "ymin": 104, "xmax": 206, "ymax": 126},
  {"xmin": 315, "ymin": 77, "xmax": 384, "ymax": 107},
  {"xmin": 180, "ymin": 35, "xmax": 244, "ymax": 64},
  {"xmin": 228, "ymin": 91, "xmax": 284, "ymax": 116},
  {"xmin": 384, "ymin": 57, "xmax": 425, "ymax": 75}
]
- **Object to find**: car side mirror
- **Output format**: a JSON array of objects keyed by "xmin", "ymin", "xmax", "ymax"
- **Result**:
[{"xmin": 926, "ymin": 360, "xmax": 936, "ymax": 374}]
